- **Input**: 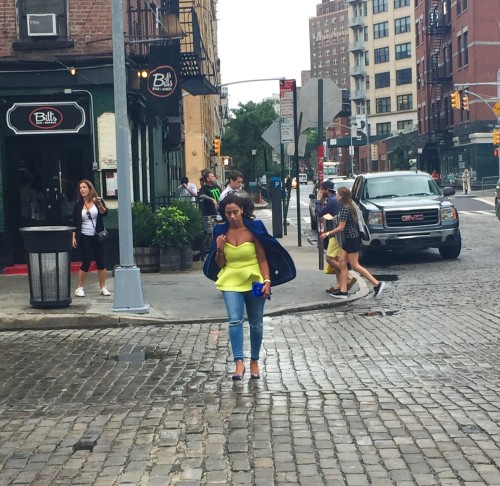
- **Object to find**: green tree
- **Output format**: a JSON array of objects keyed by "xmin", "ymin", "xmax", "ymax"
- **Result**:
[{"xmin": 222, "ymin": 100, "xmax": 280, "ymax": 182}]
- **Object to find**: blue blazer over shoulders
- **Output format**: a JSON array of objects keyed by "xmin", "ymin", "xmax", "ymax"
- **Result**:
[{"xmin": 203, "ymin": 218, "xmax": 296, "ymax": 287}]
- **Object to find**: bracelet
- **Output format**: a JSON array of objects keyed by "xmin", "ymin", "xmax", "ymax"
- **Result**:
[
  {"xmin": 216, "ymin": 251, "xmax": 224, "ymax": 256},
  {"xmin": 263, "ymin": 279, "xmax": 271, "ymax": 283}
]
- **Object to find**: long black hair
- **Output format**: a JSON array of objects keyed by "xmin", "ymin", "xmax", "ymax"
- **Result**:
[{"xmin": 218, "ymin": 193, "xmax": 255, "ymax": 221}]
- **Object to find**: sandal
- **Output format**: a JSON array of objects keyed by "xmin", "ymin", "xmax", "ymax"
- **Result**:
[
  {"xmin": 250, "ymin": 359, "xmax": 260, "ymax": 380},
  {"xmin": 232, "ymin": 361, "xmax": 245, "ymax": 381}
]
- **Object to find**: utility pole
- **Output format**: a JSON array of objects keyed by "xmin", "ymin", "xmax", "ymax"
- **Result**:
[{"xmin": 111, "ymin": 0, "xmax": 149, "ymax": 313}]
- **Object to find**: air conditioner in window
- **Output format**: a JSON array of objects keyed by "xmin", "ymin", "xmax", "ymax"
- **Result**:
[{"xmin": 27, "ymin": 14, "xmax": 57, "ymax": 36}]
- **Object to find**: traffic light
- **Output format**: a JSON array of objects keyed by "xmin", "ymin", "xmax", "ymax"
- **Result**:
[
  {"xmin": 450, "ymin": 90, "xmax": 461, "ymax": 110},
  {"xmin": 213, "ymin": 138, "xmax": 221, "ymax": 156},
  {"xmin": 462, "ymin": 95, "xmax": 469, "ymax": 111},
  {"xmin": 493, "ymin": 130, "xmax": 500, "ymax": 146}
]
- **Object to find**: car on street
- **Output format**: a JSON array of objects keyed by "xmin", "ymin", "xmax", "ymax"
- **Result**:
[
  {"xmin": 308, "ymin": 177, "xmax": 355, "ymax": 230},
  {"xmin": 351, "ymin": 171, "xmax": 461, "ymax": 261},
  {"xmin": 496, "ymin": 178, "xmax": 500, "ymax": 221}
]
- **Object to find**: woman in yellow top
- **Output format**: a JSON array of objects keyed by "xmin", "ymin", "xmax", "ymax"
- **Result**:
[{"xmin": 214, "ymin": 194, "xmax": 272, "ymax": 380}]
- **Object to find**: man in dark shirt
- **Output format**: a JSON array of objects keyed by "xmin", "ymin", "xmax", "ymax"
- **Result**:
[
  {"xmin": 316, "ymin": 180, "xmax": 356, "ymax": 295},
  {"xmin": 198, "ymin": 170, "xmax": 222, "ymax": 217}
]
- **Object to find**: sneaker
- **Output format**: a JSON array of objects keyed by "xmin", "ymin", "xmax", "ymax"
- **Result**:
[
  {"xmin": 347, "ymin": 277, "xmax": 357, "ymax": 291},
  {"xmin": 330, "ymin": 291, "xmax": 348, "ymax": 299},
  {"xmin": 100, "ymin": 287, "xmax": 111, "ymax": 296},
  {"xmin": 373, "ymin": 282, "xmax": 385, "ymax": 299},
  {"xmin": 75, "ymin": 287, "xmax": 85, "ymax": 297}
]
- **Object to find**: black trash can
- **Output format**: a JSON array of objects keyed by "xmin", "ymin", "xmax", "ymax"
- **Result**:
[{"xmin": 19, "ymin": 226, "xmax": 76, "ymax": 309}]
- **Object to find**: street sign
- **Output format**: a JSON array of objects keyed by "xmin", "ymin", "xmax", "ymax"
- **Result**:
[
  {"xmin": 297, "ymin": 78, "xmax": 342, "ymax": 130},
  {"xmin": 261, "ymin": 119, "xmax": 281, "ymax": 153},
  {"xmin": 280, "ymin": 79, "xmax": 295, "ymax": 143},
  {"xmin": 493, "ymin": 102, "xmax": 500, "ymax": 117}
]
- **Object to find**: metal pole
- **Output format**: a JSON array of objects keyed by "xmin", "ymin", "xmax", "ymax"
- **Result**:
[
  {"xmin": 111, "ymin": 0, "xmax": 149, "ymax": 313},
  {"xmin": 317, "ymin": 79, "xmax": 324, "ymax": 269},
  {"xmin": 280, "ymin": 142, "xmax": 287, "ymax": 236},
  {"xmin": 293, "ymin": 82, "xmax": 301, "ymax": 247}
]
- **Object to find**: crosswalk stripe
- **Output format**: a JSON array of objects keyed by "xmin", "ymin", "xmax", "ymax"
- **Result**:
[{"xmin": 459, "ymin": 210, "xmax": 495, "ymax": 216}]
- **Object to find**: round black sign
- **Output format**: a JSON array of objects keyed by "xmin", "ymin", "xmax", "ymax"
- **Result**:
[{"xmin": 147, "ymin": 65, "xmax": 178, "ymax": 98}]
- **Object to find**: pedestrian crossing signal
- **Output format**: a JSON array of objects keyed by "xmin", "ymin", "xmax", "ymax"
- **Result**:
[
  {"xmin": 493, "ymin": 130, "xmax": 500, "ymax": 146},
  {"xmin": 462, "ymin": 95, "xmax": 469, "ymax": 111}
]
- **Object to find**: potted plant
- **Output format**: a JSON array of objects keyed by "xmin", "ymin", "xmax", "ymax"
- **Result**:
[
  {"xmin": 170, "ymin": 200, "xmax": 203, "ymax": 270},
  {"xmin": 132, "ymin": 202, "xmax": 159, "ymax": 272},
  {"xmin": 153, "ymin": 206, "xmax": 189, "ymax": 272}
]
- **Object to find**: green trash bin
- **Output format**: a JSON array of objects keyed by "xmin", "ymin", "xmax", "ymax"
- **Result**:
[{"xmin": 20, "ymin": 226, "xmax": 76, "ymax": 308}]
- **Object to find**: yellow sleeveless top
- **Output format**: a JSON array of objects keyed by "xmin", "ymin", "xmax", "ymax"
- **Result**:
[{"xmin": 216, "ymin": 242, "xmax": 263, "ymax": 292}]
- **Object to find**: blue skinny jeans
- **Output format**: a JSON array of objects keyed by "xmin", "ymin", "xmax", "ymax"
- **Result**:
[{"xmin": 222, "ymin": 290, "xmax": 265, "ymax": 362}]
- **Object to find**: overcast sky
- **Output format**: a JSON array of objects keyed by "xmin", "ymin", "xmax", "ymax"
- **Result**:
[{"xmin": 217, "ymin": 0, "xmax": 319, "ymax": 109}]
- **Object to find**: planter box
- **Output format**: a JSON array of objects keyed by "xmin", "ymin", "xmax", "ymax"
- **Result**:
[{"xmin": 133, "ymin": 246, "xmax": 160, "ymax": 273}]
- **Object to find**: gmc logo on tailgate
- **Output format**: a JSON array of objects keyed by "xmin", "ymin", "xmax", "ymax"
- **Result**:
[{"xmin": 401, "ymin": 214, "xmax": 424, "ymax": 222}]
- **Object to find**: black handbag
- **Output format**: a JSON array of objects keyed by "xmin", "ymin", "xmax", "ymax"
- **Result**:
[
  {"xmin": 85, "ymin": 202, "xmax": 108, "ymax": 242},
  {"xmin": 97, "ymin": 229, "xmax": 109, "ymax": 242}
]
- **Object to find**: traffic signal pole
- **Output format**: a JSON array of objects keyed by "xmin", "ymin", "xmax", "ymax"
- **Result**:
[{"xmin": 454, "ymin": 82, "xmax": 500, "ymax": 178}]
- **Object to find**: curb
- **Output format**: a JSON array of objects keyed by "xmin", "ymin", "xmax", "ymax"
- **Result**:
[{"xmin": 0, "ymin": 278, "xmax": 370, "ymax": 332}]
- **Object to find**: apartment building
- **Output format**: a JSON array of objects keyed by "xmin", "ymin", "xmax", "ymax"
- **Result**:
[
  {"xmin": 348, "ymin": 0, "xmax": 417, "ymax": 171},
  {"xmin": 0, "ymin": 0, "xmax": 221, "ymax": 266},
  {"xmin": 416, "ymin": 0, "xmax": 500, "ymax": 183},
  {"xmin": 309, "ymin": 1, "xmax": 350, "ymax": 91}
]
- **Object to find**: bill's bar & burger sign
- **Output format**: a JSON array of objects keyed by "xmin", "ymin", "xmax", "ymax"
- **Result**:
[{"xmin": 6, "ymin": 102, "xmax": 86, "ymax": 135}]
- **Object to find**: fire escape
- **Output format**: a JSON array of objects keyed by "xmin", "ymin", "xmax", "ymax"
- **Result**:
[
  {"xmin": 126, "ymin": 0, "xmax": 218, "ymax": 95},
  {"xmin": 425, "ymin": 0, "xmax": 452, "ymax": 144}
]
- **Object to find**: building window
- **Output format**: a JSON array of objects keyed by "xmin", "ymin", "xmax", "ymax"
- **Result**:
[
  {"xmin": 366, "ymin": 100, "xmax": 371, "ymax": 115},
  {"xmin": 395, "ymin": 42, "xmax": 411, "ymax": 60},
  {"xmin": 396, "ymin": 68, "xmax": 412, "ymax": 85},
  {"xmin": 374, "ymin": 21, "xmax": 389, "ymax": 39},
  {"xmin": 397, "ymin": 120, "xmax": 413, "ymax": 131},
  {"xmin": 416, "ymin": 21, "xmax": 420, "ymax": 45},
  {"xmin": 463, "ymin": 0, "xmax": 467, "ymax": 10},
  {"xmin": 397, "ymin": 94, "xmax": 413, "ymax": 111},
  {"xmin": 457, "ymin": 34, "xmax": 462, "ymax": 68},
  {"xmin": 376, "ymin": 97, "xmax": 391, "ymax": 113},
  {"xmin": 376, "ymin": 122, "xmax": 391, "ymax": 136},
  {"xmin": 395, "ymin": 16, "xmax": 411, "ymax": 34},
  {"xmin": 364, "ymin": 26, "xmax": 369, "ymax": 41},
  {"xmin": 365, "ymin": 51, "xmax": 370, "ymax": 66},
  {"xmin": 394, "ymin": 0, "xmax": 410, "ymax": 7},
  {"xmin": 374, "ymin": 47, "xmax": 390, "ymax": 64},
  {"xmin": 457, "ymin": 0, "xmax": 461, "ymax": 15},
  {"xmin": 18, "ymin": 0, "xmax": 68, "ymax": 40},
  {"xmin": 375, "ymin": 72, "xmax": 391, "ymax": 88},
  {"xmin": 373, "ymin": 0, "xmax": 388, "ymax": 14},
  {"xmin": 463, "ymin": 31, "xmax": 468, "ymax": 65}
]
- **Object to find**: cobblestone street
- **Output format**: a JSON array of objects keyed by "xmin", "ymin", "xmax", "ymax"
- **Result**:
[{"xmin": 1, "ymin": 211, "xmax": 500, "ymax": 485}]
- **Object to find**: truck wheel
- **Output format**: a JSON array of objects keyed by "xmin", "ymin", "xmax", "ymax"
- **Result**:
[
  {"xmin": 438, "ymin": 231, "xmax": 461, "ymax": 259},
  {"xmin": 496, "ymin": 198, "xmax": 500, "ymax": 221}
]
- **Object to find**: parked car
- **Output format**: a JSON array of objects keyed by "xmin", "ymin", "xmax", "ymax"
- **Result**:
[
  {"xmin": 351, "ymin": 171, "xmax": 461, "ymax": 261},
  {"xmin": 496, "ymin": 178, "xmax": 500, "ymax": 221},
  {"xmin": 308, "ymin": 177, "xmax": 355, "ymax": 231}
]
